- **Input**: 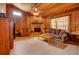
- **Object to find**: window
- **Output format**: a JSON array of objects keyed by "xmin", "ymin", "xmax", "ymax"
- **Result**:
[
  {"xmin": 51, "ymin": 16, "xmax": 69, "ymax": 32},
  {"xmin": 13, "ymin": 11, "xmax": 21, "ymax": 16}
]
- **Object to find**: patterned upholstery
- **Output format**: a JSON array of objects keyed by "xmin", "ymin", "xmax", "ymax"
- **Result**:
[{"xmin": 43, "ymin": 28, "xmax": 68, "ymax": 42}]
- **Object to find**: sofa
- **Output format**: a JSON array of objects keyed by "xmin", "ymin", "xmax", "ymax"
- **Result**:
[{"xmin": 43, "ymin": 28, "xmax": 68, "ymax": 42}]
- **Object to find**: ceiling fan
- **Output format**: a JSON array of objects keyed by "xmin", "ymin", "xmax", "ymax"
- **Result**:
[{"xmin": 28, "ymin": 7, "xmax": 43, "ymax": 16}]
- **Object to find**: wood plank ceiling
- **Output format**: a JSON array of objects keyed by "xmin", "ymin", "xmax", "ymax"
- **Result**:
[{"xmin": 33, "ymin": 3, "xmax": 79, "ymax": 18}]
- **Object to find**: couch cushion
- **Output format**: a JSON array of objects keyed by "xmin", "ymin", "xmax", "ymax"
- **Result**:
[{"xmin": 55, "ymin": 29, "xmax": 61, "ymax": 35}]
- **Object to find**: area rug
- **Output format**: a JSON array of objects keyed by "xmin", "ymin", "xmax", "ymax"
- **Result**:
[
  {"xmin": 44, "ymin": 40, "xmax": 68, "ymax": 49},
  {"xmin": 52, "ymin": 41, "xmax": 68, "ymax": 49}
]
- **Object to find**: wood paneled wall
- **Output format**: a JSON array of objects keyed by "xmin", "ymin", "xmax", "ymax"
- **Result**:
[
  {"xmin": 75, "ymin": 10, "xmax": 79, "ymax": 31},
  {"xmin": 6, "ymin": 4, "xmax": 27, "ymax": 32}
]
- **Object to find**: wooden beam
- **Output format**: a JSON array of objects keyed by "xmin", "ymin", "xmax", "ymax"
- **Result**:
[
  {"xmin": 42, "ymin": 3, "xmax": 79, "ymax": 17},
  {"xmin": 36, "ymin": 3, "xmax": 58, "ymax": 11},
  {"xmin": 33, "ymin": 3, "xmax": 42, "ymax": 8}
]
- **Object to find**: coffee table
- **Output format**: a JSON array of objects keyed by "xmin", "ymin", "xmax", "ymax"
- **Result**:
[{"xmin": 40, "ymin": 34, "xmax": 53, "ymax": 44}]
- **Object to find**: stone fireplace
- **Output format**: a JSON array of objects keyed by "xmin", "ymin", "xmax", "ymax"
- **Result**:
[
  {"xmin": 32, "ymin": 23, "xmax": 42, "ymax": 32},
  {"xmin": 27, "ymin": 16, "xmax": 46, "ymax": 33},
  {"xmin": 30, "ymin": 16, "xmax": 44, "ymax": 33}
]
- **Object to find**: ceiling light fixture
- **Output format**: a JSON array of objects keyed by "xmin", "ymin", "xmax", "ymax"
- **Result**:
[
  {"xmin": 34, "ymin": 8, "xmax": 38, "ymax": 12},
  {"xmin": 33, "ymin": 8, "xmax": 39, "ymax": 16}
]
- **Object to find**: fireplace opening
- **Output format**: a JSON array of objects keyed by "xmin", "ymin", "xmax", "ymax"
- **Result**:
[{"xmin": 34, "ymin": 28, "xmax": 41, "ymax": 32}]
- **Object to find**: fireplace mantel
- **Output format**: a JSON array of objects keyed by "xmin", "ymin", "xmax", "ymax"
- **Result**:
[{"xmin": 32, "ymin": 22, "xmax": 43, "ymax": 24}]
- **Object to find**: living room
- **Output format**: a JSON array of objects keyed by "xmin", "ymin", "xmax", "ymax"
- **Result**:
[{"xmin": 0, "ymin": 3, "xmax": 79, "ymax": 55}]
